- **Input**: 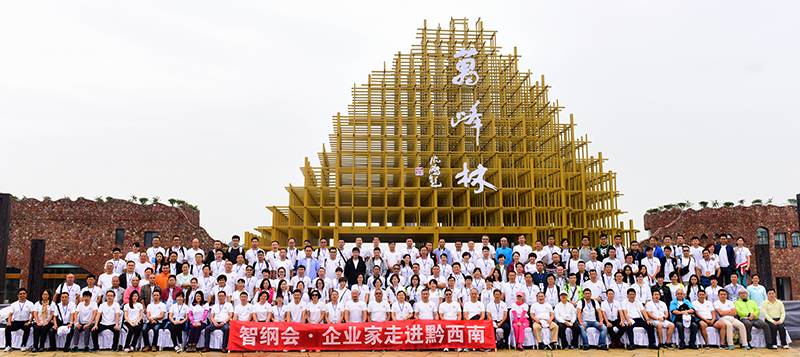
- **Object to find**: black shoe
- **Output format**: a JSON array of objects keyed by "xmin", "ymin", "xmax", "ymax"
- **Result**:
[
  {"xmin": 626, "ymin": 345, "xmax": 635, "ymax": 350},
  {"xmin": 582, "ymin": 346, "xmax": 589, "ymax": 351},
  {"xmin": 679, "ymin": 344, "xmax": 686, "ymax": 350},
  {"xmin": 601, "ymin": 345, "xmax": 609, "ymax": 350},
  {"xmin": 648, "ymin": 344, "xmax": 658, "ymax": 350}
]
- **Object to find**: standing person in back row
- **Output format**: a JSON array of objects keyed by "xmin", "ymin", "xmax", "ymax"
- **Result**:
[{"xmin": 344, "ymin": 247, "xmax": 367, "ymax": 287}]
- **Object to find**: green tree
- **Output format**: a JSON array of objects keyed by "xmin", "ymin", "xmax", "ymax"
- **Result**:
[
  {"xmin": 139, "ymin": 197, "xmax": 149, "ymax": 205},
  {"xmin": 699, "ymin": 201, "xmax": 709, "ymax": 208},
  {"xmin": 723, "ymin": 201, "xmax": 734, "ymax": 207}
]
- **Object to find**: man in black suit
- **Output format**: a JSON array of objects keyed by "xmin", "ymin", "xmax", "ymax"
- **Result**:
[
  {"xmin": 344, "ymin": 247, "xmax": 367, "ymax": 287},
  {"xmin": 119, "ymin": 261, "xmax": 141, "ymax": 289},
  {"xmin": 204, "ymin": 240, "xmax": 224, "ymax": 265},
  {"xmin": 714, "ymin": 234, "xmax": 736, "ymax": 286}
]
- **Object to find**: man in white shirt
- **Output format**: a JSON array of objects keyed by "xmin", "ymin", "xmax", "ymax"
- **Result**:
[
  {"xmin": 72, "ymin": 291, "xmax": 98, "ymax": 352},
  {"xmin": 146, "ymin": 237, "xmax": 166, "ymax": 264},
  {"xmin": 244, "ymin": 237, "xmax": 263, "ymax": 265},
  {"xmin": 693, "ymin": 290, "xmax": 725, "ymax": 349},
  {"xmin": 202, "ymin": 291, "xmax": 233, "ymax": 353},
  {"xmin": 185, "ymin": 238, "xmax": 205, "ymax": 266},
  {"xmin": 512, "ymin": 235, "xmax": 532, "ymax": 264},
  {"xmin": 601, "ymin": 289, "xmax": 625, "ymax": 348},
  {"xmin": 641, "ymin": 248, "xmax": 661, "ymax": 285},
  {"xmin": 413, "ymin": 289, "xmax": 438, "ymax": 320},
  {"xmin": 620, "ymin": 289, "xmax": 656, "ymax": 349},
  {"xmin": 98, "ymin": 262, "xmax": 118, "ymax": 292},
  {"xmin": 3, "ymin": 288, "xmax": 34, "ymax": 352},
  {"xmin": 645, "ymin": 290, "xmax": 674, "ymax": 348},
  {"xmin": 142, "ymin": 290, "xmax": 166, "ymax": 352},
  {"xmin": 554, "ymin": 292, "xmax": 579, "ymax": 349},
  {"xmin": 577, "ymin": 289, "xmax": 608, "ymax": 350},
  {"xmin": 367, "ymin": 289, "xmax": 391, "ymax": 322},
  {"xmin": 487, "ymin": 289, "xmax": 509, "ymax": 349},
  {"xmin": 125, "ymin": 242, "xmax": 142, "ymax": 263},
  {"xmin": 531, "ymin": 292, "xmax": 558, "ymax": 350},
  {"xmin": 343, "ymin": 290, "xmax": 367, "ymax": 323},
  {"xmin": 105, "ymin": 248, "xmax": 127, "ymax": 275},
  {"xmin": 713, "ymin": 290, "xmax": 748, "ymax": 349},
  {"xmin": 55, "ymin": 274, "xmax": 82, "ymax": 305},
  {"xmin": 438, "ymin": 289, "xmax": 461, "ymax": 321},
  {"xmin": 135, "ymin": 252, "xmax": 154, "ymax": 277}
]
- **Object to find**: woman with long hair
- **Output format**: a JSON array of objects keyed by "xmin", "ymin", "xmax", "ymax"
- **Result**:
[
  {"xmin": 313, "ymin": 278, "xmax": 329, "ymax": 303},
  {"xmin": 185, "ymin": 291, "xmax": 208, "ymax": 352},
  {"xmin": 32, "ymin": 289, "xmax": 56, "ymax": 352},
  {"xmin": 622, "ymin": 265, "xmax": 635, "ymax": 285},
  {"xmin": 399, "ymin": 254, "xmax": 413, "ymax": 280},
  {"xmin": 251, "ymin": 291, "xmax": 272, "ymax": 322},
  {"xmin": 122, "ymin": 290, "xmax": 144, "ymax": 352},
  {"xmin": 255, "ymin": 279, "xmax": 275, "ymax": 304},
  {"xmin": 686, "ymin": 275, "xmax": 702, "ymax": 302},
  {"xmin": 277, "ymin": 279, "xmax": 291, "ymax": 302},
  {"xmin": 407, "ymin": 274, "xmax": 422, "ymax": 305}
]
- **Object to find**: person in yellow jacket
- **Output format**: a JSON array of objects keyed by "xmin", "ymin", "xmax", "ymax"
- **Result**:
[
  {"xmin": 734, "ymin": 290, "xmax": 773, "ymax": 349},
  {"xmin": 761, "ymin": 289, "xmax": 788, "ymax": 349}
]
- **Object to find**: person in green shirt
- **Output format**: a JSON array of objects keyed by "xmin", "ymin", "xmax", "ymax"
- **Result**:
[
  {"xmin": 762, "ymin": 289, "xmax": 789, "ymax": 349},
  {"xmin": 734, "ymin": 289, "xmax": 772, "ymax": 349}
]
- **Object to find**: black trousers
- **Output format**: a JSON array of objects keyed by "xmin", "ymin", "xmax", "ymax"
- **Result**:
[
  {"xmin": 557, "ymin": 322, "xmax": 580, "ymax": 347},
  {"xmin": 765, "ymin": 320, "xmax": 787, "ymax": 347},
  {"xmin": 626, "ymin": 318, "xmax": 655, "ymax": 347},
  {"xmin": 675, "ymin": 319, "xmax": 698, "ymax": 347},
  {"xmin": 493, "ymin": 320, "xmax": 511, "ymax": 348},
  {"xmin": 59, "ymin": 325, "xmax": 74, "ymax": 351},
  {"xmin": 123, "ymin": 322, "xmax": 143, "ymax": 349},
  {"xmin": 719, "ymin": 267, "xmax": 732, "ymax": 286},
  {"xmin": 91, "ymin": 324, "xmax": 119, "ymax": 350},
  {"xmin": 169, "ymin": 321, "xmax": 187, "ymax": 347},
  {"xmin": 607, "ymin": 319, "xmax": 626, "ymax": 346},
  {"xmin": 32, "ymin": 322, "xmax": 56, "ymax": 350},
  {"xmin": 4, "ymin": 321, "xmax": 31, "ymax": 348}
]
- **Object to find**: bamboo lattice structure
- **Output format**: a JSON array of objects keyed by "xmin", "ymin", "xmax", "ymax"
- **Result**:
[{"xmin": 256, "ymin": 18, "xmax": 636, "ymax": 246}]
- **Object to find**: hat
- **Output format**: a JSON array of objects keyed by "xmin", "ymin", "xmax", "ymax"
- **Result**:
[
  {"xmin": 57, "ymin": 326, "xmax": 71, "ymax": 337},
  {"xmin": 559, "ymin": 292, "xmax": 567, "ymax": 296},
  {"xmin": 516, "ymin": 291, "xmax": 525, "ymax": 297}
]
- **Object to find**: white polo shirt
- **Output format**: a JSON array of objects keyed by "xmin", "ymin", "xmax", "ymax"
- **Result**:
[
  {"xmin": 693, "ymin": 299, "xmax": 714, "ymax": 320},
  {"xmin": 438, "ymin": 300, "xmax": 461, "ymax": 320},
  {"xmin": 367, "ymin": 300, "xmax": 391, "ymax": 322},
  {"xmin": 414, "ymin": 300, "xmax": 437, "ymax": 320}
]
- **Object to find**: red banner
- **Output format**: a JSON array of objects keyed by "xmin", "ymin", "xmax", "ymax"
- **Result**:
[{"xmin": 229, "ymin": 319, "xmax": 496, "ymax": 351}]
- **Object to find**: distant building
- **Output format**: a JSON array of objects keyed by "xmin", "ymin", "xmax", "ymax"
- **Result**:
[
  {"xmin": 644, "ymin": 204, "xmax": 799, "ymax": 300},
  {"xmin": 1, "ymin": 196, "xmax": 213, "ymax": 303}
]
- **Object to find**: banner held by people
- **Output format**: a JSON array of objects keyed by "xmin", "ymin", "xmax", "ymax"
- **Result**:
[{"xmin": 229, "ymin": 320, "xmax": 496, "ymax": 351}]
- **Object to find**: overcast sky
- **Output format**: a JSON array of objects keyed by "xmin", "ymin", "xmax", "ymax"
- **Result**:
[{"xmin": 2, "ymin": 1, "xmax": 798, "ymax": 242}]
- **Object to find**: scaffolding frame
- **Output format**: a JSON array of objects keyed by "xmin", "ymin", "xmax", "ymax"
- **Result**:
[{"xmin": 256, "ymin": 18, "xmax": 636, "ymax": 246}]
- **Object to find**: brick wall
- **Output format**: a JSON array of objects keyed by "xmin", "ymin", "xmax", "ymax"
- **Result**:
[
  {"xmin": 644, "ymin": 205, "xmax": 800, "ymax": 299},
  {"xmin": 8, "ymin": 197, "xmax": 214, "ymax": 286}
]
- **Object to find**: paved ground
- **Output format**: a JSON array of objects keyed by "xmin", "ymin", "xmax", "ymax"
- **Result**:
[{"xmin": 1, "ymin": 346, "xmax": 798, "ymax": 357}]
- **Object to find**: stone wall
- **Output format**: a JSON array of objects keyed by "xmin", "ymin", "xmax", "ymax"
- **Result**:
[
  {"xmin": 644, "ymin": 205, "xmax": 799, "ymax": 299},
  {"xmin": 8, "ymin": 197, "xmax": 214, "ymax": 286}
]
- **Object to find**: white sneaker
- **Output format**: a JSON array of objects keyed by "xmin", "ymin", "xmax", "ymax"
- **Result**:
[
  {"xmin": 20, "ymin": 347, "xmax": 29, "ymax": 352},
  {"xmin": 3, "ymin": 347, "xmax": 12, "ymax": 352},
  {"xmin": 443, "ymin": 348, "xmax": 449, "ymax": 352},
  {"xmin": 783, "ymin": 345, "xmax": 790, "ymax": 349},
  {"xmin": 175, "ymin": 346, "xmax": 181, "ymax": 352}
]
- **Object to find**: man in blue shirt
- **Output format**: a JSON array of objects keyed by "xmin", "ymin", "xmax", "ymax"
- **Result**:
[
  {"xmin": 495, "ymin": 237, "xmax": 512, "ymax": 266},
  {"xmin": 433, "ymin": 238, "xmax": 452, "ymax": 264},
  {"xmin": 295, "ymin": 245, "xmax": 320, "ymax": 279},
  {"xmin": 669, "ymin": 289, "xmax": 698, "ymax": 349}
]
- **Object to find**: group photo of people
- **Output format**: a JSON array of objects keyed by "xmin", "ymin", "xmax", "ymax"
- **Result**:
[{"xmin": 1, "ymin": 233, "xmax": 792, "ymax": 353}]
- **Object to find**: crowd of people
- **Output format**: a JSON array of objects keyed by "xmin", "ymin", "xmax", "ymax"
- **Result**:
[{"xmin": 2, "ymin": 233, "xmax": 791, "ymax": 353}]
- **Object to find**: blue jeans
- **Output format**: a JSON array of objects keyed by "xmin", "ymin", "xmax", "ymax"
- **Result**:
[{"xmin": 580, "ymin": 320, "xmax": 607, "ymax": 347}]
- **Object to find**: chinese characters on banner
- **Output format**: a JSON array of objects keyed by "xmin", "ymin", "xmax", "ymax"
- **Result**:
[
  {"xmin": 229, "ymin": 319, "xmax": 496, "ymax": 352},
  {"xmin": 448, "ymin": 47, "xmax": 497, "ymax": 194}
]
